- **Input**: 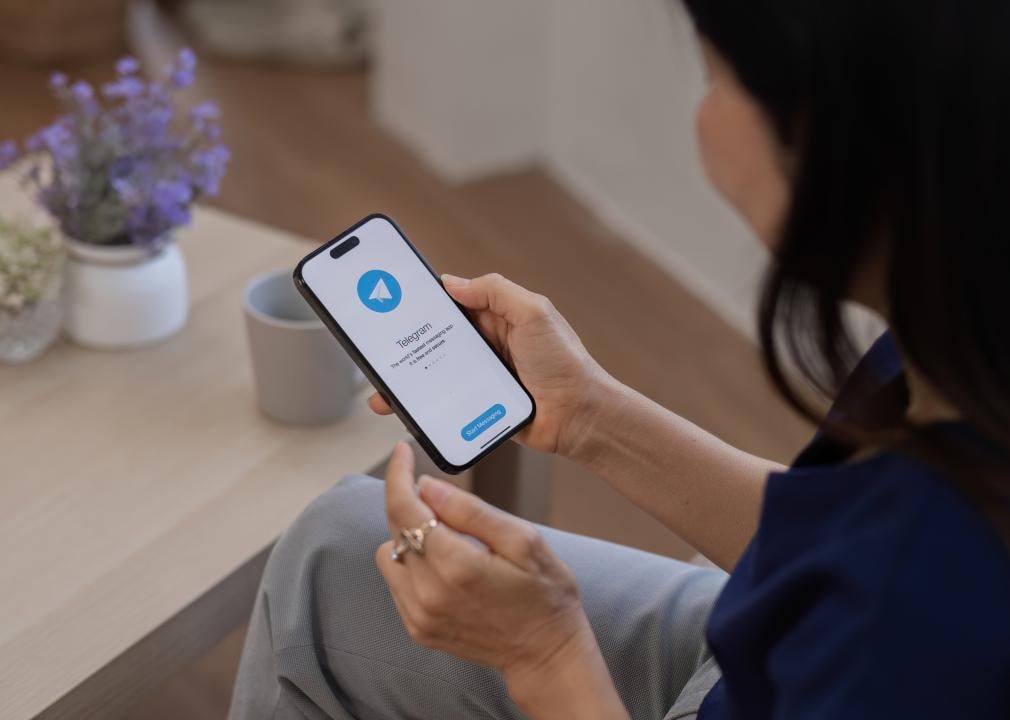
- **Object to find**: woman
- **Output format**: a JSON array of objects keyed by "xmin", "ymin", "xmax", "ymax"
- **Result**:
[{"xmin": 230, "ymin": 0, "xmax": 1010, "ymax": 717}]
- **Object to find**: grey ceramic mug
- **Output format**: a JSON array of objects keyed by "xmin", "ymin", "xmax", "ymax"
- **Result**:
[{"xmin": 243, "ymin": 269, "xmax": 357, "ymax": 425}]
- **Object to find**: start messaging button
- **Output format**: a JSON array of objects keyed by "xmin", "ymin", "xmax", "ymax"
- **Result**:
[{"xmin": 460, "ymin": 404, "xmax": 507, "ymax": 442}]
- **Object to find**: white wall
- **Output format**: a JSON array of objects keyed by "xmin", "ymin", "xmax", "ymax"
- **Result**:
[
  {"xmin": 372, "ymin": 0, "xmax": 548, "ymax": 184},
  {"xmin": 372, "ymin": 0, "xmax": 767, "ymax": 336},
  {"xmin": 541, "ymin": 0, "xmax": 765, "ymax": 335}
]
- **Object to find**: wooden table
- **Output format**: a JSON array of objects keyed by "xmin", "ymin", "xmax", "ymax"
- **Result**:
[{"xmin": 0, "ymin": 206, "xmax": 414, "ymax": 719}]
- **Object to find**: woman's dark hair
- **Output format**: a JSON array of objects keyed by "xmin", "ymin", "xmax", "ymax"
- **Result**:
[{"xmin": 681, "ymin": 1, "xmax": 1010, "ymax": 531}]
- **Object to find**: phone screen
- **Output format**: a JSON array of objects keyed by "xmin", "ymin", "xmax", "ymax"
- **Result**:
[{"xmin": 296, "ymin": 215, "xmax": 534, "ymax": 470}]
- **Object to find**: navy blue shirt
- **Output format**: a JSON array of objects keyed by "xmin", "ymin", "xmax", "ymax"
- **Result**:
[{"xmin": 699, "ymin": 335, "xmax": 1010, "ymax": 718}]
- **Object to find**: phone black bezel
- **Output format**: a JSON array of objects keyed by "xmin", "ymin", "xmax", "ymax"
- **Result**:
[{"xmin": 293, "ymin": 213, "xmax": 537, "ymax": 475}]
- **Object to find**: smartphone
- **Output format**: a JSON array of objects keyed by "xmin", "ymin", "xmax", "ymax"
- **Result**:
[{"xmin": 293, "ymin": 214, "xmax": 535, "ymax": 474}]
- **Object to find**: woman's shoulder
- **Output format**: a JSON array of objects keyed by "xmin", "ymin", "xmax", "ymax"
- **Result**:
[
  {"xmin": 836, "ymin": 452, "xmax": 1010, "ymax": 712},
  {"xmin": 762, "ymin": 445, "xmax": 1009, "ymax": 562},
  {"xmin": 746, "ymin": 450, "xmax": 1010, "ymax": 713},
  {"xmin": 759, "ymin": 446, "xmax": 1010, "ymax": 632}
]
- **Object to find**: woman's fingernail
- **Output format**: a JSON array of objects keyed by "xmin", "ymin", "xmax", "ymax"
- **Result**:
[
  {"xmin": 441, "ymin": 273, "xmax": 469, "ymax": 287},
  {"xmin": 419, "ymin": 476, "xmax": 452, "ymax": 507},
  {"xmin": 395, "ymin": 441, "xmax": 413, "ymax": 460}
]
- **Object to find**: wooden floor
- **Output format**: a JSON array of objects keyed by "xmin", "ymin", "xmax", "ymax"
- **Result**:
[{"xmin": 0, "ymin": 50, "xmax": 811, "ymax": 719}]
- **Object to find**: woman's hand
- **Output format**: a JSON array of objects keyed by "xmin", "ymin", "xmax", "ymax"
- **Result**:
[
  {"xmin": 367, "ymin": 273, "xmax": 614, "ymax": 457},
  {"xmin": 376, "ymin": 442, "xmax": 629, "ymax": 719}
]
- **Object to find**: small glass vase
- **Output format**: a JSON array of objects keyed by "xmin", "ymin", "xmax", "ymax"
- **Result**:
[{"xmin": 0, "ymin": 287, "xmax": 64, "ymax": 364}]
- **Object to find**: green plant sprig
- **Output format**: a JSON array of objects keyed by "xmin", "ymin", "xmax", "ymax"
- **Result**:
[{"xmin": 0, "ymin": 218, "xmax": 64, "ymax": 314}]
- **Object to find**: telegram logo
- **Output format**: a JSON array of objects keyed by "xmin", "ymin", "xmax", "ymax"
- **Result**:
[{"xmin": 357, "ymin": 269, "xmax": 402, "ymax": 313}]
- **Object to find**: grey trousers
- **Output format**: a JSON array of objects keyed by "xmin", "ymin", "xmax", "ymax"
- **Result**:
[{"xmin": 229, "ymin": 475, "xmax": 725, "ymax": 720}]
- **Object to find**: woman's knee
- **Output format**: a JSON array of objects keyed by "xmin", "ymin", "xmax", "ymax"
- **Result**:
[
  {"xmin": 262, "ymin": 474, "xmax": 388, "ymax": 597},
  {"xmin": 256, "ymin": 474, "xmax": 395, "ymax": 652}
]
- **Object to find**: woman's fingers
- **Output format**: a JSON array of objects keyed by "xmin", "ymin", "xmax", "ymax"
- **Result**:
[
  {"xmin": 383, "ymin": 442, "xmax": 432, "ymax": 537},
  {"xmin": 382, "ymin": 443, "xmax": 483, "ymax": 594},
  {"xmin": 442, "ymin": 273, "xmax": 552, "ymax": 326},
  {"xmin": 419, "ymin": 477, "xmax": 546, "ymax": 572},
  {"xmin": 367, "ymin": 391, "xmax": 393, "ymax": 415},
  {"xmin": 383, "ymin": 443, "xmax": 465, "ymax": 557},
  {"xmin": 374, "ymin": 541, "xmax": 426, "ymax": 631},
  {"xmin": 380, "ymin": 444, "xmax": 570, "ymax": 665}
]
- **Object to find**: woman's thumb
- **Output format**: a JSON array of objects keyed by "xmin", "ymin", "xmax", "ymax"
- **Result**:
[{"xmin": 442, "ymin": 272, "xmax": 541, "ymax": 324}]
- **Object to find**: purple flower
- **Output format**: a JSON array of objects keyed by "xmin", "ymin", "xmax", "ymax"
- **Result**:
[
  {"xmin": 111, "ymin": 177, "xmax": 135, "ymax": 202},
  {"xmin": 115, "ymin": 56, "xmax": 140, "ymax": 75},
  {"xmin": 154, "ymin": 179, "xmax": 193, "ymax": 207},
  {"xmin": 12, "ymin": 49, "xmax": 228, "ymax": 247},
  {"xmin": 70, "ymin": 81, "xmax": 93, "ymax": 103},
  {"xmin": 171, "ymin": 48, "xmax": 197, "ymax": 89},
  {"xmin": 31, "ymin": 122, "xmax": 76, "ymax": 161},
  {"xmin": 124, "ymin": 179, "xmax": 195, "ymax": 247},
  {"xmin": 0, "ymin": 140, "xmax": 17, "ymax": 170},
  {"xmin": 49, "ymin": 72, "xmax": 68, "ymax": 91},
  {"xmin": 191, "ymin": 144, "xmax": 230, "ymax": 196},
  {"xmin": 177, "ymin": 48, "xmax": 196, "ymax": 72},
  {"xmin": 189, "ymin": 101, "xmax": 220, "ymax": 124},
  {"xmin": 108, "ymin": 156, "xmax": 134, "ymax": 180},
  {"xmin": 171, "ymin": 69, "xmax": 194, "ymax": 89},
  {"xmin": 102, "ymin": 77, "xmax": 146, "ymax": 99},
  {"xmin": 138, "ymin": 106, "xmax": 173, "ymax": 139}
]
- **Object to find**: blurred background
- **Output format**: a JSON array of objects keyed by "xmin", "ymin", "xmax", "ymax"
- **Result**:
[{"xmin": 0, "ymin": 0, "xmax": 810, "ymax": 716}]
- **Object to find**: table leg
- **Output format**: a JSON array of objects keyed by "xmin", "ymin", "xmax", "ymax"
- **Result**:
[{"xmin": 471, "ymin": 442, "xmax": 551, "ymax": 523}]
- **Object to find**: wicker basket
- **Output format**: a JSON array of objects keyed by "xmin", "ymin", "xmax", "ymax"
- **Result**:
[{"xmin": 0, "ymin": 0, "xmax": 130, "ymax": 64}]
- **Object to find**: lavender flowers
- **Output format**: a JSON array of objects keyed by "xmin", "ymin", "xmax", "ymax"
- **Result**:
[{"xmin": 0, "ymin": 49, "xmax": 229, "ymax": 249}]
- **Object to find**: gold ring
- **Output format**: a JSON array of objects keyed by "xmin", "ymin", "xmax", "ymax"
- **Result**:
[{"xmin": 391, "ymin": 518, "xmax": 439, "ymax": 563}]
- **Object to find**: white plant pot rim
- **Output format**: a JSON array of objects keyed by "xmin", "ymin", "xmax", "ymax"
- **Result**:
[{"xmin": 65, "ymin": 237, "xmax": 171, "ymax": 266}]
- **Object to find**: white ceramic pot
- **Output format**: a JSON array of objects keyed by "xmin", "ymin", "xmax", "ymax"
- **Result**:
[{"xmin": 64, "ymin": 238, "xmax": 188, "ymax": 349}]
